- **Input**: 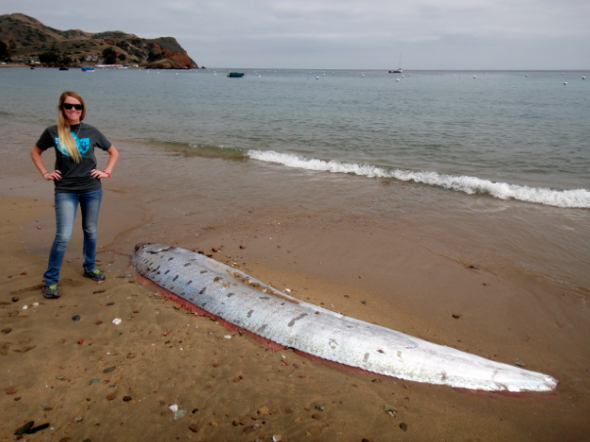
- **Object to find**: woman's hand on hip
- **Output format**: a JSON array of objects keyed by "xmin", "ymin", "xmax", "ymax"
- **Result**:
[
  {"xmin": 91, "ymin": 169, "xmax": 110, "ymax": 179},
  {"xmin": 44, "ymin": 170, "xmax": 61, "ymax": 181}
]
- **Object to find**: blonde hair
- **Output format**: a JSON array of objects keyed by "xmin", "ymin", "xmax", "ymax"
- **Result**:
[{"xmin": 57, "ymin": 91, "xmax": 86, "ymax": 163}]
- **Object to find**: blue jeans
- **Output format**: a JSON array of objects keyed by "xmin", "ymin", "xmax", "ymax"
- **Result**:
[{"xmin": 43, "ymin": 189, "xmax": 103, "ymax": 285}]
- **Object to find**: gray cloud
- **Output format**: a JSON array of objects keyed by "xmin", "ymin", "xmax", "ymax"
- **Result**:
[{"xmin": 2, "ymin": 0, "xmax": 589, "ymax": 69}]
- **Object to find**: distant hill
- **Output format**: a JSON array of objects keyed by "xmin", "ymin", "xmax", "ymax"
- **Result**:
[{"xmin": 0, "ymin": 13, "xmax": 198, "ymax": 68}]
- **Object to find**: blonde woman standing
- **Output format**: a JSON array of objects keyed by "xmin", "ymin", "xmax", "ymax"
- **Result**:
[{"xmin": 30, "ymin": 91, "xmax": 119, "ymax": 299}]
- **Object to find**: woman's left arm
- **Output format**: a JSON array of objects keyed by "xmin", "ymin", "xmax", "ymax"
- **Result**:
[{"xmin": 91, "ymin": 145, "xmax": 119, "ymax": 179}]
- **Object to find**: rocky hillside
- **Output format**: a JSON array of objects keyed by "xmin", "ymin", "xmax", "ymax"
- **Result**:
[{"xmin": 0, "ymin": 13, "xmax": 198, "ymax": 68}]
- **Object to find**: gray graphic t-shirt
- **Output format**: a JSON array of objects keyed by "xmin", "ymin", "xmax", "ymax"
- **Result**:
[{"xmin": 36, "ymin": 123, "xmax": 112, "ymax": 193}]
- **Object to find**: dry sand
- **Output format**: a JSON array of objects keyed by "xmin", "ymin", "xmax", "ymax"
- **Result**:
[{"xmin": 2, "ymin": 148, "xmax": 590, "ymax": 441}]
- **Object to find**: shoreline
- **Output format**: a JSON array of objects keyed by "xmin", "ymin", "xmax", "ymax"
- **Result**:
[
  {"xmin": 4, "ymin": 114, "xmax": 588, "ymax": 300},
  {"xmin": 2, "ymin": 119, "xmax": 590, "ymax": 440},
  {"xmin": 3, "ymin": 195, "xmax": 589, "ymax": 442}
]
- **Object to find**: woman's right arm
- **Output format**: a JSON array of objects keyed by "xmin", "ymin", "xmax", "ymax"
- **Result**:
[{"xmin": 30, "ymin": 146, "xmax": 61, "ymax": 180}]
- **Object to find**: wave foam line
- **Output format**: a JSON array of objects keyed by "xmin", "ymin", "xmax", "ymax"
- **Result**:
[{"xmin": 248, "ymin": 150, "xmax": 590, "ymax": 209}]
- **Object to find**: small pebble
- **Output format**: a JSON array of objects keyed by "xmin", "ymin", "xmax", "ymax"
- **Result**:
[
  {"xmin": 515, "ymin": 361, "xmax": 526, "ymax": 367},
  {"xmin": 14, "ymin": 421, "xmax": 34, "ymax": 436},
  {"xmin": 22, "ymin": 305, "xmax": 28, "ymax": 310},
  {"xmin": 112, "ymin": 318, "xmax": 122, "ymax": 325},
  {"xmin": 169, "ymin": 404, "xmax": 179, "ymax": 412},
  {"xmin": 12, "ymin": 297, "xmax": 19, "ymax": 303},
  {"xmin": 106, "ymin": 302, "xmax": 115, "ymax": 306},
  {"xmin": 73, "ymin": 415, "xmax": 83, "ymax": 423},
  {"xmin": 123, "ymin": 396, "xmax": 132, "ymax": 402},
  {"xmin": 27, "ymin": 423, "xmax": 50, "ymax": 434},
  {"xmin": 399, "ymin": 422, "xmax": 408, "ymax": 431},
  {"xmin": 56, "ymin": 375, "xmax": 65, "ymax": 380},
  {"xmin": 384, "ymin": 404, "xmax": 397, "ymax": 414},
  {"xmin": 103, "ymin": 366, "xmax": 116, "ymax": 373},
  {"xmin": 273, "ymin": 435, "xmax": 282, "ymax": 442},
  {"xmin": 174, "ymin": 410, "xmax": 187, "ymax": 420},
  {"xmin": 90, "ymin": 378, "xmax": 100, "ymax": 384},
  {"xmin": 1, "ymin": 328, "xmax": 11, "ymax": 334},
  {"xmin": 72, "ymin": 315, "xmax": 81, "ymax": 322}
]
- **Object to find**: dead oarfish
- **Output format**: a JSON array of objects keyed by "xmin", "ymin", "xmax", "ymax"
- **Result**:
[{"xmin": 132, "ymin": 243, "xmax": 557, "ymax": 392}]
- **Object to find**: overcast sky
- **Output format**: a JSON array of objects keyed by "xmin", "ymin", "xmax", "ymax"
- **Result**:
[{"xmin": 3, "ymin": 0, "xmax": 589, "ymax": 70}]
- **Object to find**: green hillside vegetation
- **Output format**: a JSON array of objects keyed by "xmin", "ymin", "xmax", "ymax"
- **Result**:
[{"xmin": 0, "ymin": 13, "xmax": 197, "ymax": 68}]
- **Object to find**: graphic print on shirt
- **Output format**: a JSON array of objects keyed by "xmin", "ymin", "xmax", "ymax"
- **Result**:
[{"xmin": 54, "ymin": 133, "xmax": 91, "ymax": 157}]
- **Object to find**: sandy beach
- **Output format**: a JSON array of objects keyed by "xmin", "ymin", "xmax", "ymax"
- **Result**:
[{"xmin": 2, "ymin": 121, "xmax": 590, "ymax": 441}]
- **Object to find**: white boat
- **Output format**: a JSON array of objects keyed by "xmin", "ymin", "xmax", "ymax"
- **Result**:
[{"xmin": 388, "ymin": 50, "xmax": 403, "ymax": 74}]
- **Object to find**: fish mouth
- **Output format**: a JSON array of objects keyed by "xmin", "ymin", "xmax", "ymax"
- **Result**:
[{"xmin": 134, "ymin": 242, "xmax": 147, "ymax": 252}]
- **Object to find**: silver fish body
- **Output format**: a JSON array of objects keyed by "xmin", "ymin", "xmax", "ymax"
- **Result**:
[{"xmin": 132, "ymin": 243, "xmax": 557, "ymax": 392}]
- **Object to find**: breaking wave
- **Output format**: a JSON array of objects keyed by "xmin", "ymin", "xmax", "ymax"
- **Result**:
[{"xmin": 247, "ymin": 150, "xmax": 590, "ymax": 209}]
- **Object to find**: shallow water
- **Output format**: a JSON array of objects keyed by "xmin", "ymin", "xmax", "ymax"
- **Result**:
[
  {"xmin": 3, "ymin": 68, "xmax": 589, "ymax": 201},
  {"xmin": 1, "ymin": 67, "xmax": 589, "ymax": 296}
]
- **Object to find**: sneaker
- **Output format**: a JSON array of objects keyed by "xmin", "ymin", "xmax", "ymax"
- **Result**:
[
  {"xmin": 83, "ymin": 269, "xmax": 106, "ymax": 282},
  {"xmin": 43, "ymin": 284, "xmax": 61, "ymax": 299}
]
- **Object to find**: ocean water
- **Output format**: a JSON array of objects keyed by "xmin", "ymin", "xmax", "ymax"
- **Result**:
[
  {"xmin": 3, "ymin": 67, "xmax": 589, "ymax": 208},
  {"xmin": 1, "ymin": 67, "xmax": 589, "ymax": 294}
]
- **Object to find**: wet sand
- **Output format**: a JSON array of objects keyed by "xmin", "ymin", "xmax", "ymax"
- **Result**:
[{"xmin": 2, "ymin": 123, "xmax": 590, "ymax": 441}]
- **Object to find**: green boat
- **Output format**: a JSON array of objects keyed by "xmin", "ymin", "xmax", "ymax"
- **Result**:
[{"xmin": 227, "ymin": 72, "xmax": 245, "ymax": 78}]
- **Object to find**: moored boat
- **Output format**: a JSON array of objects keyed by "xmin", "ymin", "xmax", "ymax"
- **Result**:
[
  {"xmin": 227, "ymin": 72, "xmax": 245, "ymax": 78},
  {"xmin": 388, "ymin": 50, "xmax": 403, "ymax": 74}
]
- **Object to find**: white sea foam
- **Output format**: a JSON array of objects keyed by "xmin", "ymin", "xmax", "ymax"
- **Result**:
[{"xmin": 248, "ymin": 150, "xmax": 590, "ymax": 209}]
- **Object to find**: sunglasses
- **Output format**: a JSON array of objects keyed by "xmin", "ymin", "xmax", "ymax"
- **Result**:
[{"xmin": 62, "ymin": 103, "xmax": 84, "ymax": 111}]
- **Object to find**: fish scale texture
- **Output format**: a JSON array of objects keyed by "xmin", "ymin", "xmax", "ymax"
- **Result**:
[{"xmin": 132, "ymin": 243, "xmax": 557, "ymax": 392}]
